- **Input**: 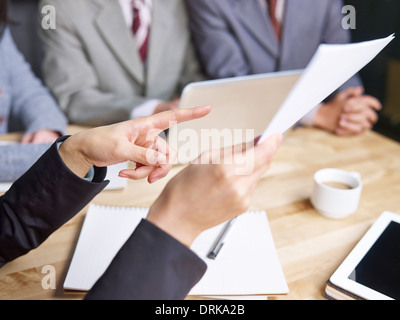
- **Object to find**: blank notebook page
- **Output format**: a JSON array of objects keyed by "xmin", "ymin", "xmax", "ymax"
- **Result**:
[
  {"xmin": 64, "ymin": 205, "xmax": 288, "ymax": 297},
  {"xmin": 64, "ymin": 205, "xmax": 149, "ymax": 291},
  {"xmin": 189, "ymin": 211, "xmax": 288, "ymax": 297}
]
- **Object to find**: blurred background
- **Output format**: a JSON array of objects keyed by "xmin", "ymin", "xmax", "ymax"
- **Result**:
[
  {"xmin": 7, "ymin": 0, "xmax": 400, "ymax": 142},
  {"xmin": 345, "ymin": 0, "xmax": 400, "ymax": 142}
]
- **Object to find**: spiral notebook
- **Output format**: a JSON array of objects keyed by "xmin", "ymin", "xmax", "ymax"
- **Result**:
[{"xmin": 63, "ymin": 204, "xmax": 288, "ymax": 299}]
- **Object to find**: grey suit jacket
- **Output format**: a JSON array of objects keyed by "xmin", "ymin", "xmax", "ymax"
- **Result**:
[
  {"xmin": 0, "ymin": 28, "xmax": 67, "ymax": 182},
  {"xmin": 186, "ymin": 0, "xmax": 361, "ymax": 90},
  {"xmin": 40, "ymin": 0, "xmax": 204, "ymax": 126}
]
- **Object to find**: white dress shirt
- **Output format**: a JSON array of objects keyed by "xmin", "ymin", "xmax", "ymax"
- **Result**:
[
  {"xmin": 118, "ymin": 0, "xmax": 161, "ymax": 119},
  {"xmin": 259, "ymin": 0, "xmax": 286, "ymax": 24}
]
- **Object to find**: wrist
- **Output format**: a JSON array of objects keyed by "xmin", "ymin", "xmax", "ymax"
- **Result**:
[
  {"xmin": 313, "ymin": 103, "xmax": 337, "ymax": 133},
  {"xmin": 147, "ymin": 200, "xmax": 200, "ymax": 248},
  {"xmin": 59, "ymin": 136, "xmax": 93, "ymax": 178}
]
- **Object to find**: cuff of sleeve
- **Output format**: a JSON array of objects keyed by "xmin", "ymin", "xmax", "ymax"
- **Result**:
[
  {"xmin": 299, "ymin": 104, "xmax": 321, "ymax": 127},
  {"xmin": 1, "ymin": 137, "xmax": 109, "ymax": 265},
  {"xmin": 55, "ymin": 136, "xmax": 108, "ymax": 184},
  {"xmin": 57, "ymin": 141, "xmax": 95, "ymax": 181}
]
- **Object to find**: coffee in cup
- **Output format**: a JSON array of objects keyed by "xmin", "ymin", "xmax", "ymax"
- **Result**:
[{"xmin": 311, "ymin": 168, "xmax": 362, "ymax": 219}]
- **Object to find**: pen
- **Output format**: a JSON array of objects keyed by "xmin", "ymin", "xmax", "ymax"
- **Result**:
[{"xmin": 207, "ymin": 218, "xmax": 237, "ymax": 260}]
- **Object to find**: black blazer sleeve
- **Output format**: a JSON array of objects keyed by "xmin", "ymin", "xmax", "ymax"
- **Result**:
[
  {"xmin": 85, "ymin": 219, "xmax": 207, "ymax": 300},
  {"xmin": 0, "ymin": 137, "xmax": 207, "ymax": 299},
  {"xmin": 0, "ymin": 137, "xmax": 109, "ymax": 267}
]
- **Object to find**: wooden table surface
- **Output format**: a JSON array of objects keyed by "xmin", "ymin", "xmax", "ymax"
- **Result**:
[{"xmin": 1, "ymin": 126, "xmax": 399, "ymax": 300}]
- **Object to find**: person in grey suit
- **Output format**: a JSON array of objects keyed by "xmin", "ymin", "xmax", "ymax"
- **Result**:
[
  {"xmin": 186, "ymin": 0, "xmax": 382, "ymax": 137},
  {"xmin": 0, "ymin": 1, "xmax": 67, "ymax": 182},
  {"xmin": 40, "ymin": 0, "xmax": 205, "ymax": 127}
]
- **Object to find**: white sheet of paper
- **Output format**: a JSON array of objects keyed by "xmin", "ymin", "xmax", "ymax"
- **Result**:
[
  {"xmin": 0, "ymin": 141, "xmax": 16, "ymax": 192},
  {"xmin": 104, "ymin": 162, "xmax": 128, "ymax": 190},
  {"xmin": 259, "ymin": 34, "xmax": 395, "ymax": 143},
  {"xmin": 189, "ymin": 211, "xmax": 288, "ymax": 297},
  {"xmin": 64, "ymin": 205, "xmax": 149, "ymax": 291},
  {"xmin": 0, "ymin": 162, "xmax": 127, "ymax": 193},
  {"xmin": 64, "ymin": 206, "xmax": 288, "ymax": 298}
]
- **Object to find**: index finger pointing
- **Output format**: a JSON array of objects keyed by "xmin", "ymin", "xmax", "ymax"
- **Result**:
[{"xmin": 151, "ymin": 105, "xmax": 211, "ymax": 130}]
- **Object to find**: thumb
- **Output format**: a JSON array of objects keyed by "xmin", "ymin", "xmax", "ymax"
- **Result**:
[
  {"xmin": 127, "ymin": 144, "xmax": 168, "ymax": 166},
  {"xmin": 253, "ymin": 133, "xmax": 283, "ymax": 170}
]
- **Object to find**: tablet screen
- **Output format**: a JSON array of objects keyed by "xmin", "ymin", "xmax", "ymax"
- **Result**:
[{"xmin": 347, "ymin": 221, "xmax": 400, "ymax": 300}]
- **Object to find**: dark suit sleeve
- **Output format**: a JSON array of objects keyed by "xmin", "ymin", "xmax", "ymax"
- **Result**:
[
  {"xmin": 0, "ymin": 137, "xmax": 109, "ymax": 267},
  {"xmin": 0, "ymin": 137, "xmax": 207, "ymax": 299},
  {"xmin": 0, "ymin": 138, "xmax": 207, "ymax": 299},
  {"xmin": 85, "ymin": 219, "xmax": 207, "ymax": 300}
]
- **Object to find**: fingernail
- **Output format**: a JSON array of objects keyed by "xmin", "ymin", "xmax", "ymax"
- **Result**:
[
  {"xmin": 149, "ymin": 177, "xmax": 160, "ymax": 184},
  {"xmin": 119, "ymin": 172, "xmax": 129, "ymax": 178}
]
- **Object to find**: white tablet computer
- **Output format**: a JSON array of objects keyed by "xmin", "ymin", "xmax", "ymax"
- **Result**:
[
  {"xmin": 168, "ymin": 70, "xmax": 301, "ymax": 163},
  {"xmin": 329, "ymin": 211, "xmax": 400, "ymax": 300}
]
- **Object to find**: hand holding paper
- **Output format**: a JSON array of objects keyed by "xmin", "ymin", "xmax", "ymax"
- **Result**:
[{"xmin": 259, "ymin": 34, "xmax": 395, "ymax": 143}]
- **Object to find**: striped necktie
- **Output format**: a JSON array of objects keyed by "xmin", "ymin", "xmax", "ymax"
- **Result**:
[
  {"xmin": 267, "ymin": 0, "xmax": 282, "ymax": 41},
  {"xmin": 132, "ymin": 0, "xmax": 151, "ymax": 63}
]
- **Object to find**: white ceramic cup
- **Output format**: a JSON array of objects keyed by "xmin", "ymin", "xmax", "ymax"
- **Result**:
[{"xmin": 311, "ymin": 168, "xmax": 362, "ymax": 219}]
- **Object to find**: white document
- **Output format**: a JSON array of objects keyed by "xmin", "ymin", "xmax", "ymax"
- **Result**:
[
  {"xmin": 0, "ymin": 141, "xmax": 15, "ymax": 193},
  {"xmin": 104, "ymin": 162, "xmax": 128, "ymax": 190},
  {"xmin": 259, "ymin": 34, "xmax": 395, "ymax": 142},
  {"xmin": 189, "ymin": 211, "xmax": 288, "ymax": 298},
  {"xmin": 64, "ymin": 205, "xmax": 149, "ymax": 291},
  {"xmin": 64, "ymin": 205, "xmax": 288, "ymax": 299},
  {"xmin": 0, "ymin": 141, "xmax": 15, "ymax": 146},
  {"xmin": 0, "ymin": 162, "xmax": 127, "ymax": 193}
]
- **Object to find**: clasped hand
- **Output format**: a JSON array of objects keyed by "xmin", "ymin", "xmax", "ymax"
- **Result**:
[{"xmin": 314, "ymin": 87, "xmax": 381, "ymax": 136}]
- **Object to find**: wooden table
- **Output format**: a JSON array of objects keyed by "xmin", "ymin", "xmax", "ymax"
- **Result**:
[{"xmin": 1, "ymin": 126, "xmax": 399, "ymax": 300}]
